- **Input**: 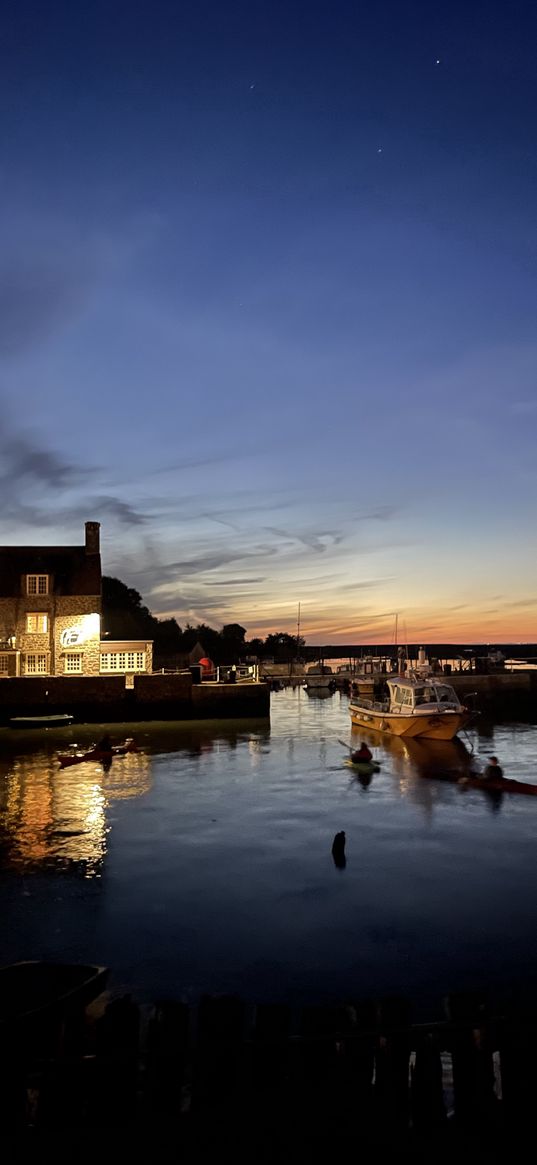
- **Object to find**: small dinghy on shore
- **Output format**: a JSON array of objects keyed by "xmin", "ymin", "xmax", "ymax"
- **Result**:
[{"xmin": 9, "ymin": 714, "xmax": 74, "ymax": 729}]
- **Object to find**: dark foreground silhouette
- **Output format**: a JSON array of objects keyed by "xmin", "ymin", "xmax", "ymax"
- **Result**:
[{"xmin": 331, "ymin": 830, "xmax": 346, "ymax": 868}]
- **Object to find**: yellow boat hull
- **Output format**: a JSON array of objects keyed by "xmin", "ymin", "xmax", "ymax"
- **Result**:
[{"xmin": 349, "ymin": 705, "xmax": 468, "ymax": 741}]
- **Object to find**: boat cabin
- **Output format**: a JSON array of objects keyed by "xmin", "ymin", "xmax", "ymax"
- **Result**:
[{"xmin": 386, "ymin": 678, "xmax": 461, "ymax": 712}]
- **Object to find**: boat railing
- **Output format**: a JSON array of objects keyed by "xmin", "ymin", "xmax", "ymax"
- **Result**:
[{"xmin": 351, "ymin": 698, "xmax": 389, "ymax": 712}]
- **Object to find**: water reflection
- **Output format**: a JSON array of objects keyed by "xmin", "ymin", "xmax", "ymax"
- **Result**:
[
  {"xmin": 354, "ymin": 723, "xmax": 522, "ymax": 817},
  {"xmin": 0, "ymin": 719, "xmax": 271, "ymax": 878},
  {"xmin": 304, "ymin": 688, "xmax": 335, "ymax": 699},
  {"xmin": 348, "ymin": 726, "xmax": 508, "ymax": 816},
  {"xmin": 0, "ymin": 751, "xmax": 152, "ymax": 876},
  {"xmin": 2, "ymin": 693, "xmax": 537, "ymax": 1007}
]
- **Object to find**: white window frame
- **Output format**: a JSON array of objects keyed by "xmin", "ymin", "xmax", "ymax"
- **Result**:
[
  {"xmin": 26, "ymin": 613, "xmax": 49, "ymax": 634},
  {"xmin": 25, "ymin": 654, "xmax": 48, "ymax": 675},
  {"xmin": 26, "ymin": 574, "xmax": 49, "ymax": 595},
  {"xmin": 100, "ymin": 651, "xmax": 146, "ymax": 673},
  {"xmin": 64, "ymin": 653, "xmax": 83, "ymax": 674},
  {"xmin": 0, "ymin": 654, "xmax": 9, "ymax": 675}
]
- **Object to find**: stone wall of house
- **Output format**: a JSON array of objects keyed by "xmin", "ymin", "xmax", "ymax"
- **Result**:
[
  {"xmin": 0, "ymin": 594, "xmax": 102, "ymax": 675},
  {"xmin": 54, "ymin": 598, "xmax": 101, "ymax": 676},
  {"xmin": 0, "ymin": 598, "xmax": 17, "ymax": 641},
  {"xmin": 10, "ymin": 588, "xmax": 52, "ymax": 671}
]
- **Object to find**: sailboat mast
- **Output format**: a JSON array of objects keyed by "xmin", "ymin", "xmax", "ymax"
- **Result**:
[{"xmin": 296, "ymin": 602, "xmax": 301, "ymax": 659}]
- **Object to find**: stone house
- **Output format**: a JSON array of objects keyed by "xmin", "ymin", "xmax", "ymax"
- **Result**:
[{"xmin": 0, "ymin": 522, "xmax": 152, "ymax": 678}]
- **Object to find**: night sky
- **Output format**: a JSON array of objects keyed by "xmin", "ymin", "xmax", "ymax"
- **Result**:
[{"xmin": 1, "ymin": 0, "xmax": 536, "ymax": 643}]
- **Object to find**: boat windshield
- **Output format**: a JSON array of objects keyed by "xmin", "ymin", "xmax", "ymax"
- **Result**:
[
  {"xmin": 433, "ymin": 684, "xmax": 458, "ymax": 704},
  {"xmin": 414, "ymin": 686, "xmax": 436, "ymax": 705}
]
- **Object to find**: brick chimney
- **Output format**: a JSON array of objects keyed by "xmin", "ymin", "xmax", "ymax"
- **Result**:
[{"xmin": 85, "ymin": 521, "xmax": 100, "ymax": 555}]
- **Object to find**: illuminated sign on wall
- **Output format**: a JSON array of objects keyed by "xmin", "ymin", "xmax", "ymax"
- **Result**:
[
  {"xmin": 59, "ymin": 615, "xmax": 100, "ymax": 650},
  {"xmin": 60, "ymin": 627, "xmax": 82, "ymax": 648}
]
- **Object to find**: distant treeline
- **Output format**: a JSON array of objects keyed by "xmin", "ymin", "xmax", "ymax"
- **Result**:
[
  {"xmin": 101, "ymin": 577, "xmax": 304, "ymax": 665},
  {"xmin": 102, "ymin": 578, "xmax": 536, "ymax": 666}
]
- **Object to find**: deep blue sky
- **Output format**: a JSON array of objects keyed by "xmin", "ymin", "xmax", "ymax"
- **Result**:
[{"xmin": 1, "ymin": 1, "xmax": 536, "ymax": 642}]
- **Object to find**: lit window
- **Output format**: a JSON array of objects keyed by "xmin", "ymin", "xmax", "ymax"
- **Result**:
[
  {"xmin": 100, "ymin": 651, "xmax": 146, "ymax": 673},
  {"xmin": 65, "ymin": 653, "xmax": 83, "ymax": 673},
  {"xmin": 26, "ymin": 575, "xmax": 49, "ymax": 595},
  {"xmin": 0, "ymin": 655, "xmax": 9, "ymax": 675},
  {"xmin": 26, "ymin": 613, "xmax": 48, "ymax": 634},
  {"xmin": 25, "ymin": 654, "xmax": 48, "ymax": 674}
]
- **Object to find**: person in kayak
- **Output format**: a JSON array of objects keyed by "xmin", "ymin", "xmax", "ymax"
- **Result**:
[
  {"xmin": 483, "ymin": 756, "xmax": 503, "ymax": 780},
  {"xmin": 351, "ymin": 742, "xmax": 373, "ymax": 763},
  {"xmin": 95, "ymin": 733, "xmax": 113, "ymax": 753}
]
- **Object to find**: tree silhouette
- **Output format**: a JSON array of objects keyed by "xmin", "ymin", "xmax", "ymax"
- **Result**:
[
  {"xmin": 102, "ymin": 576, "xmax": 307, "ymax": 665},
  {"xmin": 102, "ymin": 576, "xmax": 182, "ymax": 656}
]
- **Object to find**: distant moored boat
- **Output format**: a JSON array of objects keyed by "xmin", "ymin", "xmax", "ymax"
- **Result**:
[{"xmin": 349, "ymin": 649, "xmax": 470, "ymax": 741}]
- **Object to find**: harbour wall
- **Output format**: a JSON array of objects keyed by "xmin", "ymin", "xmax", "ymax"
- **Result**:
[
  {"xmin": 448, "ymin": 671, "xmax": 537, "ymax": 717},
  {"xmin": 0, "ymin": 674, "xmax": 270, "ymax": 724}
]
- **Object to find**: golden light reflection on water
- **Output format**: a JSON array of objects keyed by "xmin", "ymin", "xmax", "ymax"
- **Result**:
[
  {"xmin": 351, "ymin": 726, "xmax": 475, "ymax": 816},
  {"xmin": 0, "ymin": 752, "xmax": 152, "ymax": 877}
]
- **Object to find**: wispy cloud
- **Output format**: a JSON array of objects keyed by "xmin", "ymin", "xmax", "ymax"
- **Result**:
[
  {"xmin": 0, "ymin": 425, "xmax": 83, "ymax": 531},
  {"xmin": 0, "ymin": 421, "xmax": 152, "ymax": 535},
  {"xmin": 338, "ymin": 578, "xmax": 396, "ymax": 591},
  {"xmin": 501, "ymin": 597, "xmax": 537, "ymax": 608},
  {"xmin": 211, "ymin": 577, "xmax": 267, "ymax": 586},
  {"xmin": 264, "ymin": 526, "xmax": 342, "ymax": 553}
]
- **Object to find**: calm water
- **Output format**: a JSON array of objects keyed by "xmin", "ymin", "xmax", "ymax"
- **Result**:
[{"xmin": 2, "ymin": 687, "xmax": 537, "ymax": 1016}]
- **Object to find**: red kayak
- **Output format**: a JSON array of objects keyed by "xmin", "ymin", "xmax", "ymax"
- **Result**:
[
  {"xmin": 458, "ymin": 772, "xmax": 537, "ymax": 797},
  {"xmin": 58, "ymin": 740, "xmax": 138, "ymax": 768}
]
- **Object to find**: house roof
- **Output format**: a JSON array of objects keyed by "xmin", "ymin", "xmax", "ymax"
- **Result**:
[{"xmin": 0, "ymin": 546, "xmax": 101, "ymax": 597}]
